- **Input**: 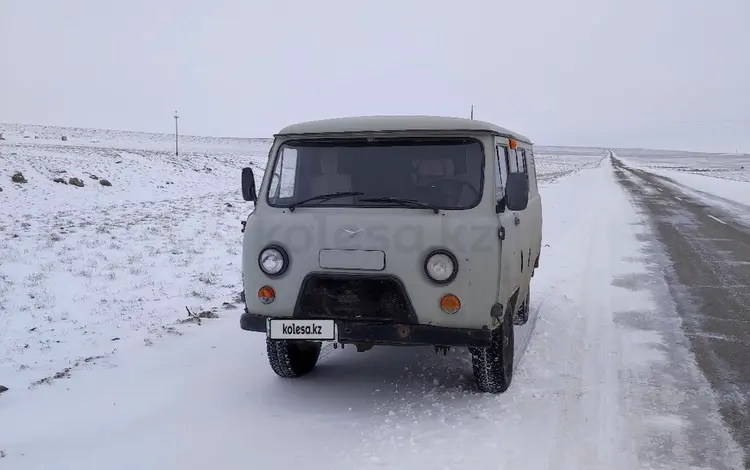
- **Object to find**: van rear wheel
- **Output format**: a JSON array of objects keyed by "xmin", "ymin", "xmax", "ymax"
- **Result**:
[
  {"xmin": 470, "ymin": 310, "xmax": 515, "ymax": 393},
  {"xmin": 266, "ymin": 339, "xmax": 322, "ymax": 378}
]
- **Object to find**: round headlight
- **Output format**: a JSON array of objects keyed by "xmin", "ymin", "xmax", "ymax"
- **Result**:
[
  {"xmin": 258, "ymin": 245, "xmax": 288, "ymax": 277},
  {"xmin": 424, "ymin": 250, "xmax": 458, "ymax": 284}
]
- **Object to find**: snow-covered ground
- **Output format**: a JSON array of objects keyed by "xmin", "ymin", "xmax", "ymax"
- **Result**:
[
  {"xmin": 613, "ymin": 148, "xmax": 750, "ymax": 183},
  {"xmin": 615, "ymin": 149, "xmax": 750, "ymax": 226},
  {"xmin": 533, "ymin": 146, "xmax": 607, "ymax": 185},
  {"xmin": 0, "ymin": 127, "xmax": 269, "ymax": 390},
  {"xmin": 0, "ymin": 125, "xmax": 746, "ymax": 469}
]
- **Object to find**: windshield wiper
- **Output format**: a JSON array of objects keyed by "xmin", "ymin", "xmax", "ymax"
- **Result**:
[
  {"xmin": 359, "ymin": 196, "xmax": 440, "ymax": 214},
  {"xmin": 288, "ymin": 192, "xmax": 364, "ymax": 211}
]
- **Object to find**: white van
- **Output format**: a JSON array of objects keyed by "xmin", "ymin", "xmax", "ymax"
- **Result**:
[{"xmin": 240, "ymin": 115, "xmax": 542, "ymax": 393}]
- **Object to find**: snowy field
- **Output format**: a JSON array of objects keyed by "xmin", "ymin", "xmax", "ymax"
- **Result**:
[
  {"xmin": 1, "ymin": 124, "xmax": 747, "ymax": 469},
  {"xmin": 613, "ymin": 147, "xmax": 750, "ymax": 183},
  {"xmin": 533, "ymin": 146, "xmax": 607, "ymax": 185},
  {"xmin": 0, "ymin": 124, "xmax": 269, "ymax": 390}
]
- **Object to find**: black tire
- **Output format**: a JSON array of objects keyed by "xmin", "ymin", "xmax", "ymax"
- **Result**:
[
  {"xmin": 266, "ymin": 339, "xmax": 322, "ymax": 378},
  {"xmin": 513, "ymin": 288, "xmax": 530, "ymax": 326},
  {"xmin": 470, "ymin": 309, "xmax": 515, "ymax": 393}
]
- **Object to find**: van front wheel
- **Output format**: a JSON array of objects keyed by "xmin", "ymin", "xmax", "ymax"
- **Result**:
[
  {"xmin": 514, "ymin": 288, "xmax": 530, "ymax": 326},
  {"xmin": 266, "ymin": 339, "xmax": 322, "ymax": 378},
  {"xmin": 470, "ymin": 312, "xmax": 515, "ymax": 393}
]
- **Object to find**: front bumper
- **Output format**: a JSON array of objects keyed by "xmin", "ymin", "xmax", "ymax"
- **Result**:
[{"xmin": 240, "ymin": 310, "xmax": 492, "ymax": 348}]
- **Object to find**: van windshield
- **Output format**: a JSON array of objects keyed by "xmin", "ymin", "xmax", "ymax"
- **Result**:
[{"xmin": 266, "ymin": 137, "xmax": 485, "ymax": 210}]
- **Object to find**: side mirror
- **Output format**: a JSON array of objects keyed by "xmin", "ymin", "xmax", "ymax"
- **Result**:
[
  {"xmin": 241, "ymin": 167, "xmax": 257, "ymax": 202},
  {"xmin": 505, "ymin": 172, "xmax": 529, "ymax": 211}
]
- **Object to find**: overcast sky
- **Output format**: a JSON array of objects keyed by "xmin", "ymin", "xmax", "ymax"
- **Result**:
[{"xmin": 1, "ymin": 0, "xmax": 748, "ymax": 152}]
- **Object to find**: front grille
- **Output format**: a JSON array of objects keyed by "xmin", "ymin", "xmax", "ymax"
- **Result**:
[{"xmin": 294, "ymin": 274, "xmax": 416, "ymax": 323}]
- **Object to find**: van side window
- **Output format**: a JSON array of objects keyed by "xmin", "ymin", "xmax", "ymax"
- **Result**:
[
  {"xmin": 518, "ymin": 148, "xmax": 528, "ymax": 174},
  {"xmin": 268, "ymin": 147, "xmax": 298, "ymax": 200},
  {"xmin": 507, "ymin": 148, "xmax": 519, "ymax": 172},
  {"xmin": 528, "ymin": 149, "xmax": 539, "ymax": 192},
  {"xmin": 495, "ymin": 145, "xmax": 510, "ymax": 197}
]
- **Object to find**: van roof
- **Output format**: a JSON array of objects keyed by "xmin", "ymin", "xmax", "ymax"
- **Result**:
[{"xmin": 275, "ymin": 115, "xmax": 532, "ymax": 144}]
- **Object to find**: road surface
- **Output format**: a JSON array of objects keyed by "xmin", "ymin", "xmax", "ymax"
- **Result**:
[{"xmin": 613, "ymin": 156, "xmax": 750, "ymax": 469}]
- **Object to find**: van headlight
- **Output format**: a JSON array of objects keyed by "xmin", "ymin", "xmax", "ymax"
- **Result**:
[
  {"xmin": 424, "ymin": 249, "xmax": 458, "ymax": 284},
  {"xmin": 258, "ymin": 245, "xmax": 289, "ymax": 277}
]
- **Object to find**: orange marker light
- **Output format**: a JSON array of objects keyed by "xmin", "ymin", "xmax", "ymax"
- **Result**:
[
  {"xmin": 509, "ymin": 138, "xmax": 518, "ymax": 149},
  {"xmin": 258, "ymin": 285, "xmax": 276, "ymax": 304},
  {"xmin": 440, "ymin": 294, "xmax": 461, "ymax": 314}
]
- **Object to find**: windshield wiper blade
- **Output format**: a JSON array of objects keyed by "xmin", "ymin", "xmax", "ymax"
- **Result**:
[
  {"xmin": 288, "ymin": 191, "xmax": 364, "ymax": 211},
  {"xmin": 359, "ymin": 197, "xmax": 440, "ymax": 214}
]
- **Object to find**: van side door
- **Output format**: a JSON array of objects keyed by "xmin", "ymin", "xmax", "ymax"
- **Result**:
[
  {"xmin": 526, "ymin": 147, "xmax": 543, "ymax": 273},
  {"xmin": 494, "ymin": 137, "xmax": 522, "ymax": 319},
  {"xmin": 514, "ymin": 145, "xmax": 534, "ymax": 291}
]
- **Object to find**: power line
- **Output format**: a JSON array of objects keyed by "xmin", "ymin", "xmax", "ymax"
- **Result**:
[{"xmin": 173, "ymin": 111, "xmax": 179, "ymax": 156}]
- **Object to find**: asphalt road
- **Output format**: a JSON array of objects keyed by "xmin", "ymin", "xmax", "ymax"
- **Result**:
[{"xmin": 612, "ymin": 156, "xmax": 750, "ymax": 468}]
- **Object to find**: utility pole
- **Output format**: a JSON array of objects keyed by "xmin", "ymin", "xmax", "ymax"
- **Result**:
[
  {"xmin": 173, "ymin": 111, "xmax": 179, "ymax": 156},
  {"xmin": 470, "ymin": 105, "xmax": 474, "ymax": 120}
]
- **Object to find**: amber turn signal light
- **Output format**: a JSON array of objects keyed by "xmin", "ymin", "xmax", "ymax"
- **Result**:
[
  {"xmin": 258, "ymin": 285, "xmax": 276, "ymax": 304},
  {"xmin": 440, "ymin": 294, "xmax": 461, "ymax": 314}
]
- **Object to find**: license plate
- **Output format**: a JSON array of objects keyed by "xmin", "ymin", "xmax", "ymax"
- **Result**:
[{"xmin": 267, "ymin": 319, "xmax": 336, "ymax": 341}]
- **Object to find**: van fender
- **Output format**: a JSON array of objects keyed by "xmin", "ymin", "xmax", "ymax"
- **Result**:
[
  {"xmin": 491, "ymin": 287, "xmax": 521, "ymax": 325},
  {"xmin": 507, "ymin": 287, "xmax": 521, "ymax": 317}
]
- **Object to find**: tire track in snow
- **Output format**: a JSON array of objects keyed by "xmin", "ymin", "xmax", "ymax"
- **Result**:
[
  {"xmin": 547, "ymin": 225, "xmax": 599, "ymax": 467},
  {"xmin": 546, "ymin": 162, "xmax": 632, "ymax": 468}
]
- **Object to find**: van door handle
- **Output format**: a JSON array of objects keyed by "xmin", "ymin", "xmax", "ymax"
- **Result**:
[{"xmin": 514, "ymin": 216, "xmax": 520, "ymax": 226}]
